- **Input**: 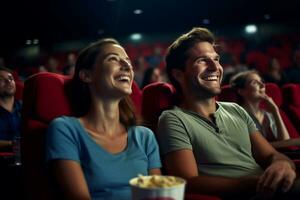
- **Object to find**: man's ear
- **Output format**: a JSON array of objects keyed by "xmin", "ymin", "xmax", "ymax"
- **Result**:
[
  {"xmin": 79, "ymin": 69, "xmax": 92, "ymax": 83},
  {"xmin": 171, "ymin": 69, "xmax": 184, "ymax": 84}
]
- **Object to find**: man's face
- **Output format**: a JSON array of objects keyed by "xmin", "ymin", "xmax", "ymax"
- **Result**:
[
  {"xmin": 176, "ymin": 41, "xmax": 223, "ymax": 98},
  {"xmin": 0, "ymin": 70, "xmax": 16, "ymax": 97}
]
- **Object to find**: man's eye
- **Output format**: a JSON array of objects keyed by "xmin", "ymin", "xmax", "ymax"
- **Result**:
[{"xmin": 196, "ymin": 58, "xmax": 205, "ymax": 63}]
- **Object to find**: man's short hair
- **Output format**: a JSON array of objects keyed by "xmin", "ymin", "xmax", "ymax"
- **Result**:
[{"xmin": 165, "ymin": 27, "xmax": 215, "ymax": 94}]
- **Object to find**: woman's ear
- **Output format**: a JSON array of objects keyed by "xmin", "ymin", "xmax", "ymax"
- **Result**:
[
  {"xmin": 79, "ymin": 69, "xmax": 92, "ymax": 83},
  {"xmin": 171, "ymin": 69, "xmax": 184, "ymax": 84}
]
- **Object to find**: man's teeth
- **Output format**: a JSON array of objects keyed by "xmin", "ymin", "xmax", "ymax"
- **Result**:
[
  {"xmin": 204, "ymin": 76, "xmax": 218, "ymax": 81},
  {"xmin": 117, "ymin": 76, "xmax": 130, "ymax": 81}
]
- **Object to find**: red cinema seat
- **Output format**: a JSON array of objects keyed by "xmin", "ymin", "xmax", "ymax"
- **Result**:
[
  {"xmin": 264, "ymin": 83, "xmax": 300, "ymax": 140},
  {"xmin": 142, "ymin": 82, "xmax": 177, "ymax": 132},
  {"xmin": 21, "ymin": 72, "xmax": 142, "ymax": 199},
  {"xmin": 15, "ymin": 80, "xmax": 24, "ymax": 100},
  {"xmin": 217, "ymin": 85, "xmax": 239, "ymax": 103},
  {"xmin": 282, "ymin": 84, "xmax": 300, "ymax": 132}
]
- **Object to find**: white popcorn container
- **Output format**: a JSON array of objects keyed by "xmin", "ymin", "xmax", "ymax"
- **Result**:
[{"xmin": 129, "ymin": 175, "xmax": 186, "ymax": 200}]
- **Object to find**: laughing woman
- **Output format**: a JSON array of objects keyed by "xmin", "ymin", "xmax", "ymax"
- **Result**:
[{"xmin": 46, "ymin": 39, "xmax": 161, "ymax": 200}]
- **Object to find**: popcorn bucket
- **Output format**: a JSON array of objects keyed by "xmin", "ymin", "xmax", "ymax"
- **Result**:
[{"xmin": 129, "ymin": 175, "xmax": 186, "ymax": 200}]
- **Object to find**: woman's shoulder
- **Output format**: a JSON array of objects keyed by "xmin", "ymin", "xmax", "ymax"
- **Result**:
[
  {"xmin": 130, "ymin": 125, "xmax": 153, "ymax": 135},
  {"xmin": 49, "ymin": 116, "xmax": 79, "ymax": 129},
  {"xmin": 129, "ymin": 125, "xmax": 156, "ymax": 140}
]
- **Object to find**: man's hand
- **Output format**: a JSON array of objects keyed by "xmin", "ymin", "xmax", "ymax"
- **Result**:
[{"xmin": 256, "ymin": 160, "xmax": 296, "ymax": 198}]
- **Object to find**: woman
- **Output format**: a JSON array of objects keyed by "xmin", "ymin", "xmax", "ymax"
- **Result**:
[
  {"xmin": 141, "ymin": 67, "xmax": 162, "ymax": 89},
  {"xmin": 46, "ymin": 38, "xmax": 161, "ymax": 200},
  {"xmin": 230, "ymin": 70, "xmax": 290, "ymax": 143}
]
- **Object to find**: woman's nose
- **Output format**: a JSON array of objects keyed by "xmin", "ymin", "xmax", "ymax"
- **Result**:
[{"xmin": 120, "ymin": 59, "xmax": 133, "ymax": 70}]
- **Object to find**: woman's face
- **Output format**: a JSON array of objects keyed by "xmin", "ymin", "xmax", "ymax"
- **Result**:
[
  {"xmin": 240, "ymin": 73, "xmax": 265, "ymax": 101},
  {"xmin": 150, "ymin": 68, "xmax": 162, "ymax": 83},
  {"xmin": 88, "ymin": 43, "xmax": 134, "ymax": 98}
]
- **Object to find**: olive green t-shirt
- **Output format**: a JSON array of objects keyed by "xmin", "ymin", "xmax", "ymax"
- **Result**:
[{"xmin": 157, "ymin": 102, "xmax": 263, "ymax": 178}]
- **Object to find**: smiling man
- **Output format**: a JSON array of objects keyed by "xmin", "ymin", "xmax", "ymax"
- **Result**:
[
  {"xmin": 0, "ymin": 66, "xmax": 22, "ymax": 150},
  {"xmin": 156, "ymin": 27, "xmax": 299, "ymax": 199}
]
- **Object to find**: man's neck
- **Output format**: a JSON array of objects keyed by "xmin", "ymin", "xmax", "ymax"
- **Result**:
[
  {"xmin": 0, "ymin": 96, "xmax": 15, "ymax": 113},
  {"xmin": 180, "ymin": 96, "xmax": 217, "ymax": 121}
]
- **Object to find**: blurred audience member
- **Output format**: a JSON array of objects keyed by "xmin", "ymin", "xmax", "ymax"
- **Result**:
[
  {"xmin": 263, "ymin": 58, "xmax": 288, "ymax": 86},
  {"xmin": 63, "ymin": 53, "xmax": 76, "ymax": 76},
  {"xmin": 222, "ymin": 54, "xmax": 248, "ymax": 85},
  {"xmin": 146, "ymin": 46, "xmax": 164, "ymax": 68},
  {"xmin": 45, "ymin": 57, "xmax": 61, "ymax": 74},
  {"xmin": 230, "ymin": 70, "xmax": 290, "ymax": 143},
  {"xmin": 0, "ymin": 67, "xmax": 22, "ymax": 151},
  {"xmin": 133, "ymin": 55, "xmax": 148, "ymax": 87},
  {"xmin": 285, "ymin": 48, "xmax": 300, "ymax": 83},
  {"xmin": 141, "ymin": 67, "xmax": 163, "ymax": 89}
]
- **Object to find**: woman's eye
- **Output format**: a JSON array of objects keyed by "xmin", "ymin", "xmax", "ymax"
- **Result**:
[{"xmin": 108, "ymin": 56, "xmax": 119, "ymax": 62}]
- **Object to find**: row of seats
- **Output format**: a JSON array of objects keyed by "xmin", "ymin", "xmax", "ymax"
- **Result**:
[{"xmin": 20, "ymin": 72, "xmax": 299, "ymax": 199}]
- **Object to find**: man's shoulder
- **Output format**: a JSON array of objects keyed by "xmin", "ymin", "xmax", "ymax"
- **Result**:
[
  {"xmin": 160, "ymin": 106, "xmax": 185, "ymax": 118},
  {"xmin": 218, "ymin": 101, "xmax": 243, "ymax": 110}
]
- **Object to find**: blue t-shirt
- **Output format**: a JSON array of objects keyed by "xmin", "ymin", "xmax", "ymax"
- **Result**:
[{"xmin": 46, "ymin": 116, "xmax": 161, "ymax": 200}]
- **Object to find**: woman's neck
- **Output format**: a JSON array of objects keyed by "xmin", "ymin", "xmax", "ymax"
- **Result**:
[
  {"xmin": 82, "ymin": 98, "xmax": 122, "ymax": 136},
  {"xmin": 243, "ymin": 100, "xmax": 264, "ymax": 121}
]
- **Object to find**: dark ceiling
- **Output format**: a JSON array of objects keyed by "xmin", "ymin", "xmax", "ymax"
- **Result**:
[{"xmin": 1, "ymin": 0, "xmax": 300, "ymax": 51}]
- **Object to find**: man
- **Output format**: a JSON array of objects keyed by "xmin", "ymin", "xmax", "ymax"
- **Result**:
[
  {"xmin": 0, "ymin": 66, "xmax": 22, "ymax": 150},
  {"xmin": 156, "ymin": 27, "xmax": 299, "ymax": 199}
]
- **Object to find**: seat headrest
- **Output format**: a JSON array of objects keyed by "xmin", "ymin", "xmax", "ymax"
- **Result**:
[
  {"xmin": 218, "ymin": 85, "xmax": 239, "ymax": 103},
  {"xmin": 24, "ymin": 72, "xmax": 72, "ymax": 123},
  {"xmin": 282, "ymin": 84, "xmax": 300, "ymax": 107},
  {"xmin": 142, "ymin": 82, "xmax": 177, "ymax": 130},
  {"xmin": 265, "ymin": 83, "xmax": 282, "ymax": 106}
]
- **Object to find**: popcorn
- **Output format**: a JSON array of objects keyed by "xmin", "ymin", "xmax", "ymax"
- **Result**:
[{"xmin": 135, "ymin": 175, "xmax": 183, "ymax": 188}]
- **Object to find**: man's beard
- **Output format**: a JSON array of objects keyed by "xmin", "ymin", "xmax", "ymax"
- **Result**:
[{"xmin": 0, "ymin": 91, "xmax": 15, "ymax": 98}]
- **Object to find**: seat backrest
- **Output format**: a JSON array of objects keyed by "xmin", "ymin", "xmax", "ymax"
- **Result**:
[
  {"xmin": 141, "ymin": 82, "xmax": 177, "ymax": 132},
  {"xmin": 264, "ymin": 83, "xmax": 300, "ymax": 139},
  {"xmin": 21, "ymin": 72, "xmax": 142, "ymax": 199},
  {"xmin": 217, "ymin": 84, "xmax": 239, "ymax": 103},
  {"xmin": 15, "ymin": 80, "xmax": 24, "ymax": 101},
  {"xmin": 282, "ymin": 84, "xmax": 300, "ymax": 132}
]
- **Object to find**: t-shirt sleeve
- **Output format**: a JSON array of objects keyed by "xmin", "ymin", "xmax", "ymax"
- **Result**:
[
  {"xmin": 46, "ymin": 117, "xmax": 80, "ymax": 163},
  {"xmin": 233, "ymin": 103, "xmax": 259, "ymax": 134},
  {"xmin": 156, "ymin": 111, "xmax": 192, "ymax": 156},
  {"xmin": 143, "ymin": 128, "xmax": 162, "ymax": 170}
]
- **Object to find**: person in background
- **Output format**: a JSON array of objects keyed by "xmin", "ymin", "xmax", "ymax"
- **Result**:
[
  {"xmin": 230, "ymin": 70, "xmax": 290, "ymax": 143},
  {"xmin": 0, "ymin": 66, "xmax": 22, "ymax": 151},
  {"xmin": 63, "ymin": 53, "xmax": 76, "ymax": 76},
  {"xmin": 263, "ymin": 58, "xmax": 288, "ymax": 86},
  {"xmin": 156, "ymin": 27, "xmax": 299, "ymax": 199},
  {"xmin": 45, "ymin": 57, "xmax": 61, "ymax": 74},
  {"xmin": 141, "ymin": 67, "xmax": 163, "ymax": 89},
  {"xmin": 46, "ymin": 38, "xmax": 161, "ymax": 200},
  {"xmin": 285, "ymin": 48, "xmax": 300, "ymax": 83}
]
